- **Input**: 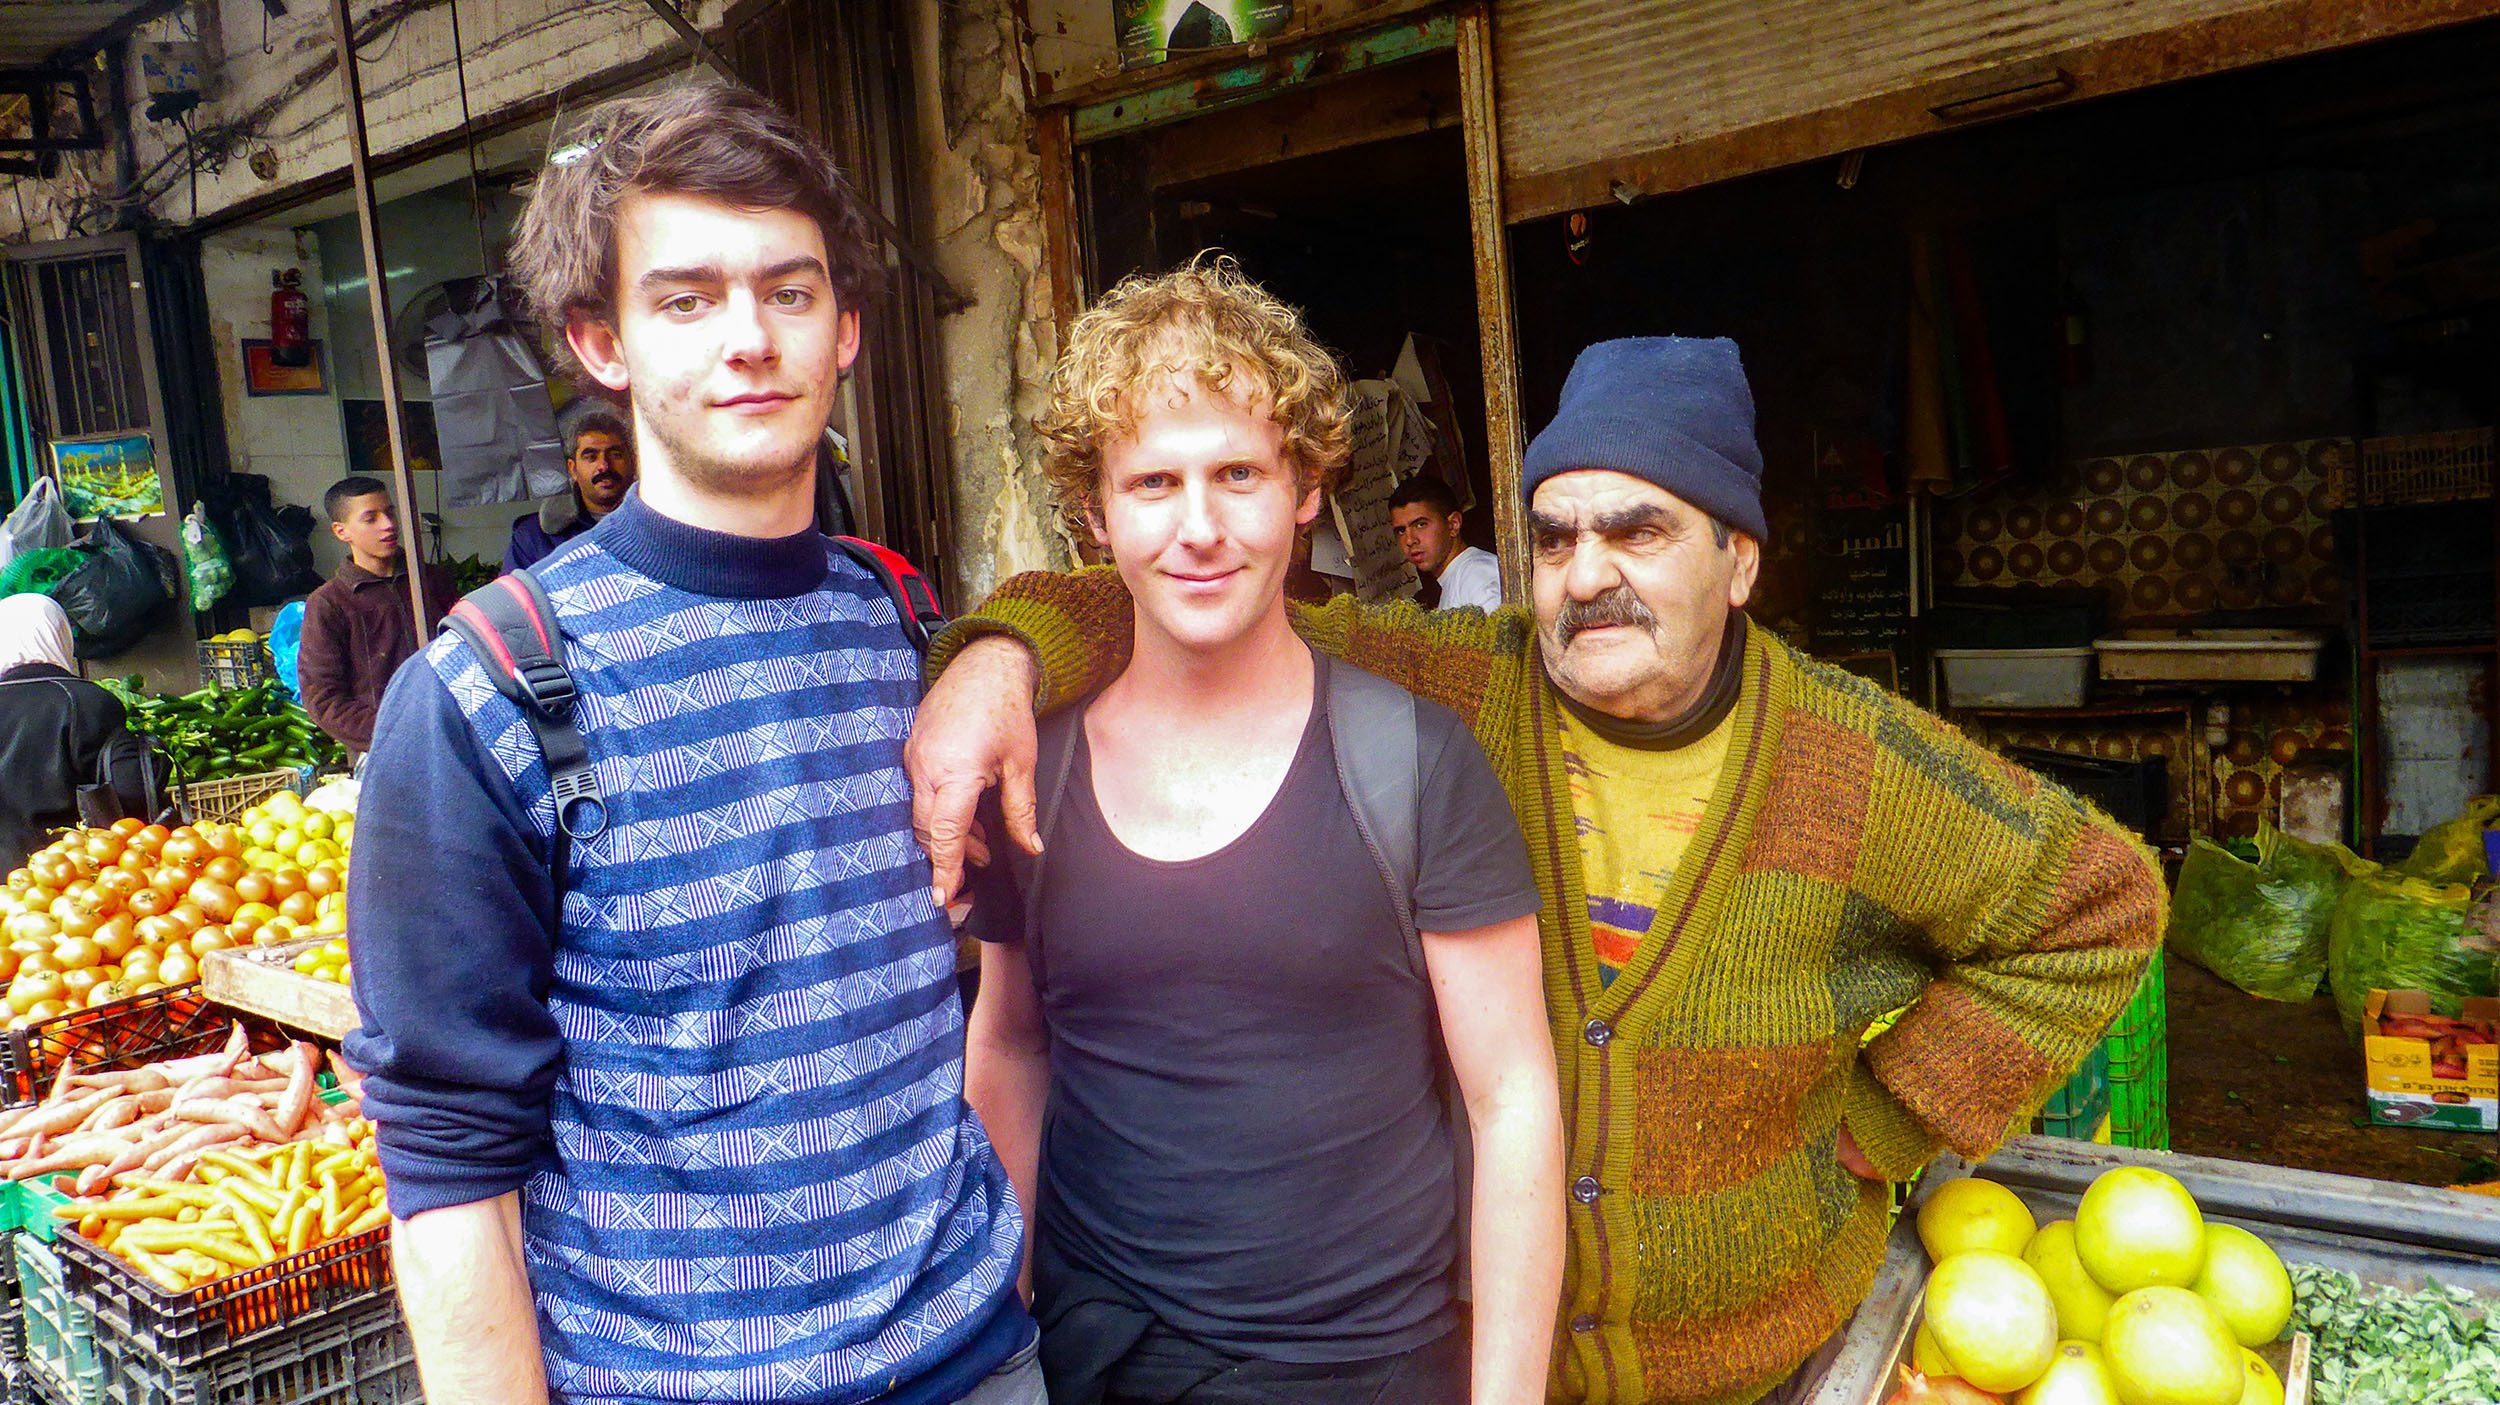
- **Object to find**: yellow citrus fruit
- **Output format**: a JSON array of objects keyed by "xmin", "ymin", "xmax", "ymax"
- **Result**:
[
  {"xmin": 1924, "ymin": 1249, "xmax": 2059, "ymax": 1393},
  {"xmin": 2016, "ymin": 1340, "xmax": 2119, "ymax": 1405},
  {"xmin": 2076, "ymin": 1168, "xmax": 2206, "ymax": 1293},
  {"xmin": 2101, "ymin": 1287, "xmax": 2241, "ymax": 1405},
  {"xmin": 2191, "ymin": 1225, "xmax": 2291, "ymax": 1348},
  {"xmin": 2025, "ymin": 1220, "xmax": 2118, "ymax": 1341},
  {"xmin": 1919, "ymin": 1177, "xmax": 2039, "ymax": 1262}
]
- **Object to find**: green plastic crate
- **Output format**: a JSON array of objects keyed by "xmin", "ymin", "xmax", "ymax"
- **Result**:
[
  {"xmin": 2104, "ymin": 958, "xmax": 2169, "ymax": 1150},
  {"xmin": 0, "ymin": 1178, "xmax": 71, "ymax": 1375},
  {"xmin": 2036, "ymin": 1042, "xmax": 2113, "ymax": 1140},
  {"xmin": 15, "ymin": 1227, "xmax": 97, "ymax": 1405}
]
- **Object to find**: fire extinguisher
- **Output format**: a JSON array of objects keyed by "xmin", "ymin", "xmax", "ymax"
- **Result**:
[{"xmin": 270, "ymin": 268, "xmax": 311, "ymax": 368}]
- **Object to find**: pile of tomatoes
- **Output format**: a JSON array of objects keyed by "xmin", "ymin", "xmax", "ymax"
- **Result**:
[{"xmin": 0, "ymin": 817, "xmax": 350, "ymax": 1027}]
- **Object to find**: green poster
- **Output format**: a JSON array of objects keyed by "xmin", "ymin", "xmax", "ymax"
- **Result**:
[{"xmin": 1117, "ymin": 0, "xmax": 1293, "ymax": 69}]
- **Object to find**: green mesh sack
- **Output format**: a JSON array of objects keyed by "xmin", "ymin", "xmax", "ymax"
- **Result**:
[
  {"xmin": 2397, "ymin": 796, "xmax": 2499, "ymax": 886},
  {"xmin": 2326, "ymin": 870, "xmax": 2495, "ymax": 1042},
  {"xmin": 2169, "ymin": 825, "xmax": 2365, "ymax": 1003},
  {"xmin": 0, "ymin": 545, "xmax": 86, "ymax": 598}
]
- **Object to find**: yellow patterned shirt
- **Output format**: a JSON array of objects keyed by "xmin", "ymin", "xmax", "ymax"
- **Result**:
[{"xmin": 1560, "ymin": 708, "xmax": 1735, "ymax": 986}]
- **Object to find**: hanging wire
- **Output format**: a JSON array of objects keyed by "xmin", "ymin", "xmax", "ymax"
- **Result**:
[{"xmin": 443, "ymin": 0, "xmax": 493, "ymax": 276}]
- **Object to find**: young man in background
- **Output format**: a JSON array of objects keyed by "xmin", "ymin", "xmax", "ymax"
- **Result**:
[
  {"xmin": 1389, "ymin": 475, "xmax": 1502, "ymax": 610},
  {"xmin": 296, "ymin": 476, "xmax": 451, "ymax": 755},
  {"xmin": 962, "ymin": 260, "xmax": 1562, "ymax": 1405},
  {"xmin": 345, "ymin": 84, "xmax": 1034, "ymax": 1405}
]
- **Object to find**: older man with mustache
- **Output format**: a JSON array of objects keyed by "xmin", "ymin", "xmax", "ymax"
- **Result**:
[{"xmin": 910, "ymin": 336, "xmax": 2164, "ymax": 1405}]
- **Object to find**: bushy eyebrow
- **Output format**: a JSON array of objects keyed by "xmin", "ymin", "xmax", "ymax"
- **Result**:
[
  {"xmin": 1529, "ymin": 503, "xmax": 1676, "ymax": 536},
  {"xmin": 634, "ymin": 256, "xmax": 830, "ymax": 295}
]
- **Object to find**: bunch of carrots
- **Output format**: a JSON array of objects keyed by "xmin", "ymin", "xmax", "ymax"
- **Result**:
[{"xmin": 0, "ymin": 1023, "xmax": 386, "ymax": 1293}]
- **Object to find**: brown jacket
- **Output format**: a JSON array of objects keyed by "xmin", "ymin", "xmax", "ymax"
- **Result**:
[{"xmin": 296, "ymin": 559, "xmax": 453, "ymax": 752}]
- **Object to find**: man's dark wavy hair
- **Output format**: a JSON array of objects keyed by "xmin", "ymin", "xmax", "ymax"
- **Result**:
[{"xmin": 510, "ymin": 83, "xmax": 883, "ymax": 379}]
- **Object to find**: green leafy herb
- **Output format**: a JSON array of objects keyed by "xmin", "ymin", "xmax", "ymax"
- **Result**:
[{"xmin": 2291, "ymin": 1262, "xmax": 2500, "ymax": 1405}]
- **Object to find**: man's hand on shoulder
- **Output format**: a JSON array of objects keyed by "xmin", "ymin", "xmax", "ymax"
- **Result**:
[
  {"xmin": 907, "ymin": 636, "xmax": 1044, "ymax": 905},
  {"xmin": 1836, "ymin": 1127, "xmax": 1883, "ymax": 1181}
]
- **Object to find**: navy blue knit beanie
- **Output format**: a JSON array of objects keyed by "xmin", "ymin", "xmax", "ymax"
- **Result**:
[{"xmin": 1521, "ymin": 337, "xmax": 1767, "ymax": 542}]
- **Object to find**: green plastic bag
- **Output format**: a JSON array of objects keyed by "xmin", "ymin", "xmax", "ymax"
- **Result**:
[
  {"xmin": 2325, "ymin": 869, "xmax": 2497, "ymax": 1041},
  {"xmin": 0, "ymin": 545, "xmax": 85, "ymax": 598},
  {"xmin": 180, "ymin": 503, "xmax": 232, "ymax": 610},
  {"xmin": 2398, "ymin": 795, "xmax": 2499, "ymax": 886},
  {"xmin": 2169, "ymin": 824, "xmax": 2366, "ymax": 1003}
]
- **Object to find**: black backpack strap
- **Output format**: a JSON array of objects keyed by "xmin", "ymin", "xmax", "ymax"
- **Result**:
[
  {"xmin": 1016, "ymin": 707, "xmax": 1085, "ymax": 994},
  {"xmin": 832, "ymin": 535, "xmax": 945, "ymax": 658},
  {"xmin": 440, "ymin": 570, "xmax": 606, "ymax": 893}
]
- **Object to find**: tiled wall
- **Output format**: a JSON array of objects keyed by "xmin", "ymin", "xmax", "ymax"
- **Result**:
[{"xmin": 1934, "ymin": 438, "xmax": 2350, "ymax": 621}]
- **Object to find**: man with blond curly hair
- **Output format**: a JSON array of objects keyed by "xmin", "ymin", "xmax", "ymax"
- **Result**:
[{"xmin": 959, "ymin": 259, "xmax": 1564, "ymax": 1405}]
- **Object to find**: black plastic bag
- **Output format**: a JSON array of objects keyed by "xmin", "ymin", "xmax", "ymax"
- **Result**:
[
  {"xmin": 55, "ymin": 518, "xmax": 176, "ymax": 658},
  {"xmin": 204, "ymin": 472, "xmax": 322, "ymax": 607}
]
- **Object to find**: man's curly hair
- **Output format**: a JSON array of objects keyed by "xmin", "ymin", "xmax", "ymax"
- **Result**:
[
  {"xmin": 510, "ymin": 84, "xmax": 882, "ymax": 382},
  {"xmin": 1037, "ymin": 257, "xmax": 1351, "ymax": 516}
]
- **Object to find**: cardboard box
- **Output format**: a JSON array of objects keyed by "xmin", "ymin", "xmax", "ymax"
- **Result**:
[{"xmin": 2362, "ymin": 990, "xmax": 2500, "ymax": 1132}]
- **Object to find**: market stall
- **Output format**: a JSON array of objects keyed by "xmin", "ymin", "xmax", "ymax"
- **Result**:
[
  {"xmin": 1799, "ymin": 1137, "xmax": 2500, "ymax": 1405},
  {"xmin": 0, "ymin": 771, "xmax": 395, "ymax": 1404}
]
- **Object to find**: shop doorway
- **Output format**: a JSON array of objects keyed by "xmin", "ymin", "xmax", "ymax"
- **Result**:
[{"xmin": 1076, "ymin": 56, "xmax": 1498, "ymax": 601}]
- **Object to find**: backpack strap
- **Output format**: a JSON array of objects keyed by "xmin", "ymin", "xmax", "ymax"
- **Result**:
[
  {"xmin": 439, "ymin": 570, "xmax": 607, "ymax": 893},
  {"xmin": 1324, "ymin": 656, "xmax": 1425, "ymax": 974},
  {"xmin": 1323, "ymin": 654, "xmax": 1477, "ymax": 1293},
  {"xmin": 832, "ymin": 535, "xmax": 945, "ymax": 658},
  {"xmin": 1016, "ymin": 707, "xmax": 1085, "ymax": 993}
]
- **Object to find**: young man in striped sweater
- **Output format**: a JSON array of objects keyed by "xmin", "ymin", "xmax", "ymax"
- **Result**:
[
  {"xmin": 345, "ymin": 86, "xmax": 1034, "ymax": 1405},
  {"xmin": 908, "ymin": 337, "xmax": 2166, "ymax": 1404}
]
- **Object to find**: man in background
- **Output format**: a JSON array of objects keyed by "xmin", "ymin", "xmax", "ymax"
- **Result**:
[
  {"xmin": 502, "ymin": 404, "xmax": 635, "ymax": 572},
  {"xmin": 1389, "ymin": 476, "xmax": 1501, "ymax": 610},
  {"xmin": 296, "ymin": 476, "xmax": 450, "ymax": 755}
]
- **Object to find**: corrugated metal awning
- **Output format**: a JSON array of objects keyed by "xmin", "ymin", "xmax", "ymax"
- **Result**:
[{"xmin": 0, "ymin": 0, "xmax": 168, "ymax": 69}]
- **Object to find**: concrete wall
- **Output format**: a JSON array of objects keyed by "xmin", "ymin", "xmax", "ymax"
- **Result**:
[
  {"xmin": 913, "ymin": 0, "xmax": 1073, "ymax": 599},
  {"xmin": 199, "ymin": 223, "xmax": 349, "ymax": 576},
  {"xmin": 2, "ymin": 0, "xmax": 720, "ymax": 244}
]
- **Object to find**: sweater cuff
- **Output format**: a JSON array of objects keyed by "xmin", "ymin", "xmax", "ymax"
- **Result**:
[
  {"xmin": 1844, "ymin": 1056, "xmax": 1946, "ymax": 1182},
  {"xmin": 928, "ymin": 583, "xmax": 1119, "ymax": 713}
]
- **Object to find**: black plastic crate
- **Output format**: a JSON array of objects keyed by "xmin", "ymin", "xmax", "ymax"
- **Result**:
[
  {"xmin": 2002, "ymin": 746, "xmax": 2170, "ymax": 834},
  {"xmin": 50, "ymin": 1221, "xmax": 391, "ymax": 1370},
  {"xmin": 82, "ymin": 1294, "xmax": 417, "ymax": 1405},
  {"xmin": 0, "ymin": 987, "xmax": 243, "ymax": 1108},
  {"xmin": 2366, "ymin": 587, "xmax": 2496, "ymax": 648}
]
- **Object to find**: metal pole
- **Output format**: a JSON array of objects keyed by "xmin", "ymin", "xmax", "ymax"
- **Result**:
[{"xmin": 325, "ymin": 0, "xmax": 430, "ymax": 631}]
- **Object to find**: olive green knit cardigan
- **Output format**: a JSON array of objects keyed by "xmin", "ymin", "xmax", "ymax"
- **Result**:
[{"xmin": 932, "ymin": 573, "xmax": 2165, "ymax": 1405}]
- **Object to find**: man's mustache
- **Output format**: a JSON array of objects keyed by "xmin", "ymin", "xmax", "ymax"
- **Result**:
[{"xmin": 1556, "ymin": 588, "xmax": 1656, "ymax": 647}]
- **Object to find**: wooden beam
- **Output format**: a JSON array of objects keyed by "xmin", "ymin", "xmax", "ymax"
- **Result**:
[
  {"xmin": 1143, "ymin": 56, "xmax": 1458, "ymax": 191},
  {"xmin": 1034, "ymin": 105, "xmax": 1084, "ymax": 346},
  {"xmin": 1072, "ymin": 11, "xmax": 1454, "ymax": 144},
  {"xmin": 1503, "ymin": 0, "xmax": 2500, "ymax": 225},
  {"xmin": 326, "ymin": 0, "xmax": 429, "ymax": 633},
  {"xmin": 1456, "ymin": 3, "xmax": 1525, "ymax": 605}
]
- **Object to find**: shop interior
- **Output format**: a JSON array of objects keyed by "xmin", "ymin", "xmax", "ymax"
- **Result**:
[
  {"xmin": 1075, "ymin": 20, "xmax": 2500, "ymax": 1190},
  {"xmin": 1077, "ymin": 56, "xmax": 1496, "ymax": 598},
  {"xmin": 1502, "ymin": 21, "xmax": 2499, "ymax": 1187}
]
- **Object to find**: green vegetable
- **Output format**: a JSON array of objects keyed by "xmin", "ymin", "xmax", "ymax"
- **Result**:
[{"xmin": 2291, "ymin": 1263, "xmax": 2500, "ymax": 1405}]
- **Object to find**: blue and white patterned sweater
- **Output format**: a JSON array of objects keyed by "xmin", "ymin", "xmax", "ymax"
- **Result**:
[{"xmin": 345, "ymin": 493, "xmax": 1028, "ymax": 1404}]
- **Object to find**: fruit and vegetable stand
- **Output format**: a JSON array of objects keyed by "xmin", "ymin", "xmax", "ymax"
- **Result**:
[
  {"xmin": 1797, "ymin": 1137, "xmax": 2500, "ymax": 1405},
  {"xmin": 0, "ymin": 779, "xmax": 406, "ymax": 1405}
]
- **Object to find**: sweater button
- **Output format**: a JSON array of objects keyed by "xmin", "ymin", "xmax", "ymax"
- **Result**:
[
  {"xmin": 1572, "ymin": 1175, "xmax": 1602, "ymax": 1204},
  {"xmin": 1583, "ymin": 1018, "xmax": 1613, "ymax": 1047},
  {"xmin": 1571, "ymin": 1313, "xmax": 1597, "ymax": 1333}
]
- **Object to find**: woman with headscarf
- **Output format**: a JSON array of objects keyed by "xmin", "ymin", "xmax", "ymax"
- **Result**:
[{"xmin": 0, "ymin": 594, "xmax": 160, "ymax": 862}]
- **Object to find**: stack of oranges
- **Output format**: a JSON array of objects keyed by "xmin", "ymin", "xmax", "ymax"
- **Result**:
[{"xmin": 0, "ymin": 794, "xmax": 353, "ymax": 1027}]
